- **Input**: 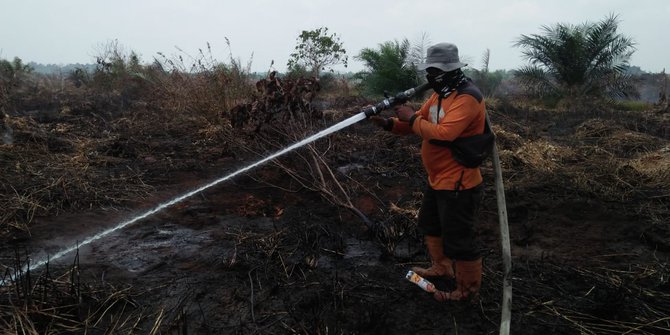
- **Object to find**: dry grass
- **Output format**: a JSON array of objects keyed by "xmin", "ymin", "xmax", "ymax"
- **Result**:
[
  {"xmin": 1, "ymin": 47, "xmax": 668, "ymax": 333},
  {"xmin": 0, "ymin": 42, "xmax": 258, "ymax": 236},
  {"xmin": 0, "ymin": 115, "xmax": 154, "ymax": 233},
  {"xmin": 0, "ymin": 252, "xmax": 168, "ymax": 334},
  {"xmin": 483, "ymin": 259, "xmax": 670, "ymax": 335},
  {"xmin": 628, "ymin": 146, "xmax": 670, "ymax": 188},
  {"xmin": 502, "ymin": 139, "xmax": 577, "ymax": 173}
]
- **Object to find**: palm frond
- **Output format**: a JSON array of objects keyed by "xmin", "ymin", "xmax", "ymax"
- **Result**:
[
  {"xmin": 481, "ymin": 49, "xmax": 490, "ymax": 73},
  {"xmin": 514, "ymin": 14, "xmax": 636, "ymax": 99},
  {"xmin": 514, "ymin": 65, "xmax": 556, "ymax": 97},
  {"xmin": 355, "ymin": 39, "xmax": 420, "ymax": 95}
]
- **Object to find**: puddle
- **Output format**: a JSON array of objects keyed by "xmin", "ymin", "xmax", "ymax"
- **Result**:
[{"xmin": 88, "ymin": 222, "xmax": 214, "ymax": 273}]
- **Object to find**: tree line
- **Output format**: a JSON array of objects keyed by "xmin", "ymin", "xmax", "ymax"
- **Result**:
[{"xmin": 1, "ymin": 14, "xmax": 665, "ymax": 111}]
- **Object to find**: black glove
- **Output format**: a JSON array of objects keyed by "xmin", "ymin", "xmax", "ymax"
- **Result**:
[{"xmin": 369, "ymin": 116, "xmax": 393, "ymax": 131}]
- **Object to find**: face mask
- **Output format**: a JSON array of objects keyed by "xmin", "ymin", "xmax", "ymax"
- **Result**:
[
  {"xmin": 426, "ymin": 69, "xmax": 466, "ymax": 97},
  {"xmin": 426, "ymin": 72, "xmax": 448, "ymax": 93}
]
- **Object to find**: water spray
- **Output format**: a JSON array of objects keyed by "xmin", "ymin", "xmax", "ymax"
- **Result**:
[{"xmin": 0, "ymin": 82, "xmax": 431, "ymax": 287}]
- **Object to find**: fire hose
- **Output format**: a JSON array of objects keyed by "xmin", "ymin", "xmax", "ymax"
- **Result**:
[{"xmin": 490, "ymin": 112, "xmax": 512, "ymax": 335}]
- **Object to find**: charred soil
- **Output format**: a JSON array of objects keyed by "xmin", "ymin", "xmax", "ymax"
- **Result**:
[{"xmin": 1, "ymin": 96, "xmax": 669, "ymax": 334}]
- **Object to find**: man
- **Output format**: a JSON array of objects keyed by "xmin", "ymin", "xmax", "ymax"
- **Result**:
[{"xmin": 371, "ymin": 43, "xmax": 486, "ymax": 301}]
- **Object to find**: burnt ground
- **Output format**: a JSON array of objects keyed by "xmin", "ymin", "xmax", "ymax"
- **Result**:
[{"xmin": 1, "ymin": 98, "xmax": 670, "ymax": 334}]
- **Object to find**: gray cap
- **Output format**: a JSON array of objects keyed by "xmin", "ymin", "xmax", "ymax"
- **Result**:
[{"xmin": 418, "ymin": 43, "xmax": 467, "ymax": 72}]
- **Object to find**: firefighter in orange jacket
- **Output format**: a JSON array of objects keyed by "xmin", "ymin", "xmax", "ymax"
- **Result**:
[{"xmin": 371, "ymin": 43, "xmax": 486, "ymax": 301}]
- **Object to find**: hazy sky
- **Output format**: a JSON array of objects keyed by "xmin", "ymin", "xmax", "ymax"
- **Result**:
[{"xmin": 1, "ymin": 0, "xmax": 668, "ymax": 73}]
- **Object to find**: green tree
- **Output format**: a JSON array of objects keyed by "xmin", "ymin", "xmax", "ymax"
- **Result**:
[
  {"xmin": 355, "ymin": 39, "xmax": 420, "ymax": 96},
  {"xmin": 287, "ymin": 27, "xmax": 348, "ymax": 77},
  {"xmin": 514, "ymin": 14, "xmax": 636, "ymax": 100}
]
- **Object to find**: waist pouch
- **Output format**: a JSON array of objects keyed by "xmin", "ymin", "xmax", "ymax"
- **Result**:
[{"xmin": 429, "ymin": 116, "xmax": 495, "ymax": 168}]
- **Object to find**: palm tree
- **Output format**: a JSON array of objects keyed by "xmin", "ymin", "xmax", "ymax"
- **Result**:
[
  {"xmin": 467, "ymin": 49, "xmax": 506, "ymax": 97},
  {"xmin": 355, "ymin": 39, "xmax": 421, "ymax": 96},
  {"xmin": 514, "ymin": 14, "xmax": 636, "ymax": 100}
]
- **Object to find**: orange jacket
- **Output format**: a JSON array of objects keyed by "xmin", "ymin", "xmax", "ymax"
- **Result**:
[{"xmin": 391, "ymin": 83, "xmax": 486, "ymax": 190}]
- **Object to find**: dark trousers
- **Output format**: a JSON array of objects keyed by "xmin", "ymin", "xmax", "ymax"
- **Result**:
[{"xmin": 417, "ymin": 184, "xmax": 483, "ymax": 261}]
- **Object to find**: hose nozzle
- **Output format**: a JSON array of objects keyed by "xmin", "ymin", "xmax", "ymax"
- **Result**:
[{"xmin": 363, "ymin": 82, "xmax": 431, "ymax": 117}]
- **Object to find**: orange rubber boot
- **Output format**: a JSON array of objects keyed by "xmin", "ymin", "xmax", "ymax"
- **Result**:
[
  {"xmin": 434, "ymin": 258, "xmax": 482, "ymax": 302},
  {"xmin": 411, "ymin": 236, "xmax": 454, "ymax": 279}
]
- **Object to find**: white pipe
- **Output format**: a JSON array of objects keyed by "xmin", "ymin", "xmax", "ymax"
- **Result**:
[{"xmin": 488, "ymin": 112, "xmax": 512, "ymax": 335}]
